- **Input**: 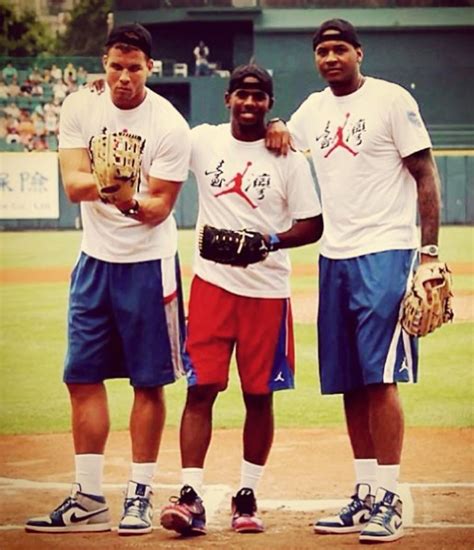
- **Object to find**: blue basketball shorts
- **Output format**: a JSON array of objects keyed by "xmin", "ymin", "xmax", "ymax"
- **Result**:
[
  {"xmin": 63, "ymin": 253, "xmax": 186, "ymax": 388},
  {"xmin": 318, "ymin": 249, "xmax": 418, "ymax": 394}
]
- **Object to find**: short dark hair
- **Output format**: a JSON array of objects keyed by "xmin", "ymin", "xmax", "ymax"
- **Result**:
[
  {"xmin": 312, "ymin": 19, "xmax": 361, "ymax": 51},
  {"xmin": 105, "ymin": 23, "xmax": 152, "ymax": 57}
]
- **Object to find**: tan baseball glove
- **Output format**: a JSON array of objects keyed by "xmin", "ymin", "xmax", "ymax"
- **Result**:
[
  {"xmin": 400, "ymin": 261, "xmax": 454, "ymax": 337},
  {"xmin": 89, "ymin": 132, "xmax": 145, "ymax": 204}
]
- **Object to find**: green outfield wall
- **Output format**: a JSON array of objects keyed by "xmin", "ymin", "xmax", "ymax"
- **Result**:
[{"xmin": 0, "ymin": 152, "xmax": 472, "ymax": 229}]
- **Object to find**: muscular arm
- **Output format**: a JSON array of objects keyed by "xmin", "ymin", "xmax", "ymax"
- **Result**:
[
  {"xmin": 59, "ymin": 148, "xmax": 99, "ymax": 203},
  {"xmin": 267, "ymin": 215, "xmax": 323, "ymax": 249},
  {"xmin": 118, "ymin": 176, "xmax": 183, "ymax": 226},
  {"xmin": 60, "ymin": 148, "xmax": 183, "ymax": 226},
  {"xmin": 403, "ymin": 148, "xmax": 441, "ymax": 260}
]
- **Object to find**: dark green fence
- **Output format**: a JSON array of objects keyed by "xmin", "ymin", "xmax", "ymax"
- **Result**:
[{"xmin": 0, "ymin": 153, "xmax": 472, "ymax": 230}]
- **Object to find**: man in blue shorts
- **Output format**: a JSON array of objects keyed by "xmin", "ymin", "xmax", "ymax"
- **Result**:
[
  {"xmin": 266, "ymin": 19, "xmax": 444, "ymax": 543},
  {"xmin": 25, "ymin": 24, "xmax": 191, "ymax": 536}
]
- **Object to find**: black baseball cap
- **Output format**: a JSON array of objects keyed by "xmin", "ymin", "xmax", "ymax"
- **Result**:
[
  {"xmin": 105, "ymin": 23, "xmax": 152, "ymax": 57},
  {"xmin": 312, "ymin": 19, "xmax": 361, "ymax": 50},
  {"xmin": 228, "ymin": 64, "xmax": 273, "ymax": 97}
]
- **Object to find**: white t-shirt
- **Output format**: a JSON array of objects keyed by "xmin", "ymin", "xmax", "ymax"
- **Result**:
[
  {"xmin": 288, "ymin": 77, "xmax": 432, "ymax": 259},
  {"xmin": 190, "ymin": 123, "xmax": 322, "ymax": 298},
  {"xmin": 59, "ymin": 86, "xmax": 191, "ymax": 262}
]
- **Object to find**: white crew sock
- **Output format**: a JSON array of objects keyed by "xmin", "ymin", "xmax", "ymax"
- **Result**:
[
  {"xmin": 376, "ymin": 464, "xmax": 400, "ymax": 496},
  {"xmin": 130, "ymin": 462, "xmax": 155, "ymax": 487},
  {"xmin": 75, "ymin": 454, "xmax": 104, "ymax": 497},
  {"xmin": 354, "ymin": 458, "xmax": 378, "ymax": 492},
  {"xmin": 240, "ymin": 459, "xmax": 265, "ymax": 492},
  {"xmin": 182, "ymin": 467, "xmax": 204, "ymax": 495}
]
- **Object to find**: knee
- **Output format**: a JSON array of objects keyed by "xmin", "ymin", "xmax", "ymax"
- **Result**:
[
  {"xmin": 67, "ymin": 382, "xmax": 105, "ymax": 404},
  {"xmin": 185, "ymin": 385, "xmax": 219, "ymax": 411},
  {"xmin": 366, "ymin": 382, "xmax": 399, "ymax": 404},
  {"xmin": 134, "ymin": 386, "xmax": 165, "ymax": 406},
  {"xmin": 243, "ymin": 393, "xmax": 273, "ymax": 414}
]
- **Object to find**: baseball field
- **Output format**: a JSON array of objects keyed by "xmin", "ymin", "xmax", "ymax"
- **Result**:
[{"xmin": 0, "ymin": 226, "xmax": 473, "ymax": 549}]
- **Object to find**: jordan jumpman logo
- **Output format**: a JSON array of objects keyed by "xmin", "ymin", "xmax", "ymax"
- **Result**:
[
  {"xmin": 324, "ymin": 113, "xmax": 359, "ymax": 158},
  {"xmin": 214, "ymin": 161, "xmax": 257, "ymax": 209}
]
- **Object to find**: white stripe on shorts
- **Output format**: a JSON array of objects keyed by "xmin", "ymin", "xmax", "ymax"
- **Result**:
[
  {"xmin": 383, "ymin": 251, "xmax": 417, "ymax": 383},
  {"xmin": 161, "ymin": 256, "xmax": 177, "ymax": 300},
  {"xmin": 161, "ymin": 256, "xmax": 184, "ymax": 380}
]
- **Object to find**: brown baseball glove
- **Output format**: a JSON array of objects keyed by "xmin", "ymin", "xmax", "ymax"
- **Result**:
[
  {"xmin": 199, "ymin": 225, "xmax": 270, "ymax": 268},
  {"xmin": 400, "ymin": 261, "xmax": 454, "ymax": 337},
  {"xmin": 89, "ymin": 132, "xmax": 145, "ymax": 204}
]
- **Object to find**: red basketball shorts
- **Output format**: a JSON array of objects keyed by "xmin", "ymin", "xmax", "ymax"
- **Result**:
[{"xmin": 184, "ymin": 276, "xmax": 295, "ymax": 395}]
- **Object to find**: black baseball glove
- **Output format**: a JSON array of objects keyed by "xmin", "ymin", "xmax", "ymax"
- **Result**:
[{"xmin": 199, "ymin": 225, "xmax": 270, "ymax": 267}]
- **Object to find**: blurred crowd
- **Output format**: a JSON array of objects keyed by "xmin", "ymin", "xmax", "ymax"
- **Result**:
[{"xmin": 0, "ymin": 61, "xmax": 88, "ymax": 152}]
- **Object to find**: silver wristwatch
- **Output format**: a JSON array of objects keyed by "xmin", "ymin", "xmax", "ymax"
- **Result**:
[
  {"xmin": 420, "ymin": 244, "xmax": 439, "ymax": 257},
  {"xmin": 120, "ymin": 200, "xmax": 140, "ymax": 217}
]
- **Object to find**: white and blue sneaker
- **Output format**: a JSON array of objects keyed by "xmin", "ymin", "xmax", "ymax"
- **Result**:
[
  {"xmin": 314, "ymin": 483, "xmax": 374, "ymax": 534},
  {"xmin": 118, "ymin": 481, "xmax": 153, "ymax": 536},
  {"xmin": 359, "ymin": 488, "xmax": 403, "ymax": 543},
  {"xmin": 25, "ymin": 483, "xmax": 111, "ymax": 533}
]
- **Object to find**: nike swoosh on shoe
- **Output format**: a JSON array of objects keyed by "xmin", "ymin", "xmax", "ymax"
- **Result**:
[{"xmin": 69, "ymin": 508, "xmax": 108, "ymax": 523}]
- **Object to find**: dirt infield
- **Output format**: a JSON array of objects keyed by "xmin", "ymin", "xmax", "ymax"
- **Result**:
[{"xmin": 1, "ymin": 427, "xmax": 473, "ymax": 549}]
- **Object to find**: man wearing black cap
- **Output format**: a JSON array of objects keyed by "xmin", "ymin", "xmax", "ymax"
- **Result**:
[
  {"xmin": 159, "ymin": 64, "xmax": 323, "ymax": 536},
  {"xmin": 267, "ymin": 18, "xmax": 443, "ymax": 544},
  {"xmin": 26, "ymin": 23, "xmax": 191, "ymax": 536}
]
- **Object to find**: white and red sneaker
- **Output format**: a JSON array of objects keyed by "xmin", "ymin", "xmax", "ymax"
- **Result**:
[{"xmin": 231, "ymin": 488, "xmax": 264, "ymax": 533}]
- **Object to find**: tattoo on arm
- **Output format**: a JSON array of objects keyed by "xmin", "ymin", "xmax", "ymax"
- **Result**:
[{"xmin": 403, "ymin": 148, "xmax": 441, "ymax": 246}]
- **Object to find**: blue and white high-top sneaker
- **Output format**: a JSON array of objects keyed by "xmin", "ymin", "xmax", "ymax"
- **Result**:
[
  {"xmin": 25, "ymin": 483, "xmax": 111, "ymax": 533},
  {"xmin": 359, "ymin": 487, "xmax": 403, "ymax": 543},
  {"xmin": 314, "ymin": 483, "xmax": 374, "ymax": 534},
  {"xmin": 118, "ymin": 481, "xmax": 153, "ymax": 536}
]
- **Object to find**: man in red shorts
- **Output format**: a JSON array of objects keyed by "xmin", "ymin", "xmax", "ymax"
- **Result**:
[{"xmin": 160, "ymin": 64, "xmax": 323, "ymax": 535}]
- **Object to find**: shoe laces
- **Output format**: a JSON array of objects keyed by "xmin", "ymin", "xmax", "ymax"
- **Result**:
[
  {"xmin": 124, "ymin": 496, "xmax": 149, "ymax": 518},
  {"xmin": 340, "ymin": 495, "xmax": 364, "ymax": 516},
  {"xmin": 169, "ymin": 484, "xmax": 199, "ymax": 506},
  {"xmin": 51, "ymin": 496, "xmax": 76, "ymax": 518},
  {"xmin": 368, "ymin": 502, "xmax": 393, "ymax": 527},
  {"xmin": 234, "ymin": 488, "xmax": 257, "ymax": 516}
]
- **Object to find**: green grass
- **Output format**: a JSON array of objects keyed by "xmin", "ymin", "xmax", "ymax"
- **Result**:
[{"xmin": 0, "ymin": 227, "xmax": 473, "ymax": 434}]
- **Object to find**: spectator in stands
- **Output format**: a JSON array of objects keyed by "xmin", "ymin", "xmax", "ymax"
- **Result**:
[
  {"xmin": 0, "ymin": 78, "xmax": 8, "ymax": 99},
  {"xmin": 76, "ymin": 66, "xmax": 88, "ymax": 87},
  {"xmin": 32, "ymin": 102, "xmax": 44, "ymax": 118},
  {"xmin": 64, "ymin": 62, "xmax": 77, "ymax": 83},
  {"xmin": 53, "ymin": 80, "xmax": 68, "ymax": 102},
  {"xmin": 42, "ymin": 67, "xmax": 52, "ymax": 83},
  {"xmin": 2, "ymin": 61, "xmax": 18, "ymax": 84},
  {"xmin": 0, "ymin": 114, "xmax": 7, "ymax": 139},
  {"xmin": 7, "ymin": 77, "xmax": 21, "ymax": 98},
  {"xmin": 50, "ymin": 64, "xmax": 63, "ymax": 82},
  {"xmin": 193, "ymin": 40, "xmax": 211, "ymax": 76},
  {"xmin": 31, "ymin": 82, "xmax": 44, "ymax": 97},
  {"xmin": 65, "ymin": 76, "xmax": 78, "ymax": 95},
  {"xmin": 17, "ymin": 110, "xmax": 35, "ymax": 146},
  {"xmin": 20, "ymin": 78, "xmax": 33, "ymax": 96},
  {"xmin": 44, "ymin": 109, "xmax": 59, "ymax": 136},
  {"xmin": 32, "ymin": 112, "xmax": 46, "ymax": 137},
  {"xmin": 30, "ymin": 134, "xmax": 48, "ymax": 151},
  {"xmin": 29, "ymin": 65, "xmax": 44, "ymax": 84},
  {"xmin": 6, "ymin": 127, "xmax": 21, "ymax": 146},
  {"xmin": 4, "ymin": 102, "xmax": 21, "ymax": 120}
]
